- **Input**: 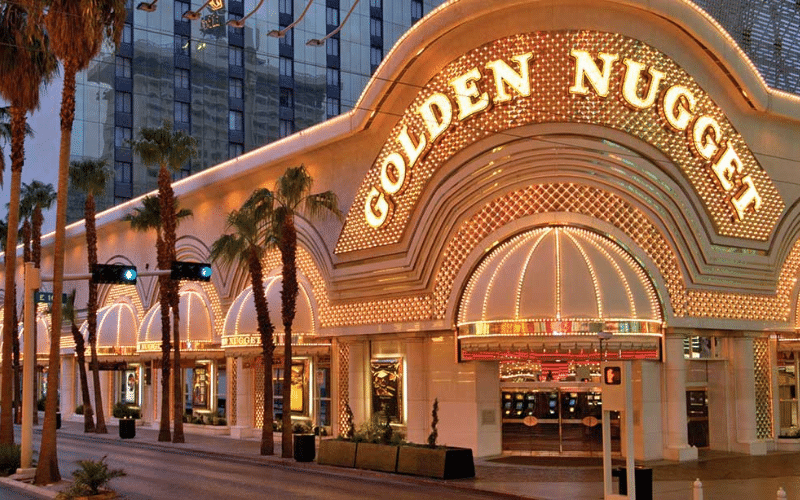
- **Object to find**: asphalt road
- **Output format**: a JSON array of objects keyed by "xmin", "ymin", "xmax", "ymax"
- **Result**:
[{"xmin": 12, "ymin": 432, "xmax": 502, "ymax": 500}]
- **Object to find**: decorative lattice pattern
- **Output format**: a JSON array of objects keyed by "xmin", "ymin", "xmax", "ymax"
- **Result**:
[
  {"xmin": 230, "ymin": 359, "xmax": 237, "ymax": 426},
  {"xmin": 754, "ymin": 338, "xmax": 774, "ymax": 439},
  {"xmin": 254, "ymin": 356, "xmax": 264, "ymax": 430},
  {"xmin": 337, "ymin": 30, "xmax": 783, "ymax": 253},
  {"xmin": 338, "ymin": 342, "xmax": 351, "ymax": 435}
]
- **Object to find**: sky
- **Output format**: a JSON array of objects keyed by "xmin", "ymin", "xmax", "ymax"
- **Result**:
[{"xmin": 0, "ymin": 71, "xmax": 63, "ymax": 237}]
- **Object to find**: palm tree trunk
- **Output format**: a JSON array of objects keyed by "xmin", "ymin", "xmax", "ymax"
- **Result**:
[
  {"xmin": 171, "ymin": 283, "xmax": 184, "ymax": 443},
  {"xmin": 249, "ymin": 251, "xmax": 274, "ymax": 456},
  {"xmin": 71, "ymin": 322, "xmax": 95, "ymax": 433},
  {"xmin": 35, "ymin": 60, "xmax": 79, "ymax": 484},
  {"xmin": 280, "ymin": 218, "xmax": 298, "ymax": 458},
  {"xmin": 1, "ymin": 106, "xmax": 26, "ymax": 445},
  {"xmin": 157, "ymin": 255, "xmax": 172, "ymax": 442},
  {"xmin": 85, "ymin": 195, "xmax": 107, "ymax": 434},
  {"xmin": 12, "ymin": 298, "xmax": 20, "ymax": 426}
]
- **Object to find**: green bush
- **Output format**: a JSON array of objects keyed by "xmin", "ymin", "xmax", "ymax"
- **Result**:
[
  {"xmin": 74, "ymin": 405, "xmax": 84, "ymax": 415},
  {"xmin": 112, "ymin": 402, "xmax": 140, "ymax": 419},
  {"xmin": 292, "ymin": 422, "xmax": 312, "ymax": 434},
  {"xmin": 212, "ymin": 417, "xmax": 227, "ymax": 426},
  {"xmin": 37, "ymin": 396, "xmax": 46, "ymax": 412},
  {"xmin": 0, "ymin": 444, "xmax": 21, "ymax": 476},
  {"xmin": 353, "ymin": 412, "xmax": 405, "ymax": 445},
  {"xmin": 57, "ymin": 456, "xmax": 125, "ymax": 499}
]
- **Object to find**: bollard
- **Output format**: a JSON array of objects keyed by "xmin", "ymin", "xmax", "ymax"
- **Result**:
[
  {"xmin": 777, "ymin": 487, "xmax": 786, "ymax": 499},
  {"xmin": 692, "ymin": 479, "xmax": 703, "ymax": 500}
]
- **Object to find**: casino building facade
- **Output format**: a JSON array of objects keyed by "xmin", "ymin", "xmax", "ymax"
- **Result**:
[{"xmin": 10, "ymin": 0, "xmax": 800, "ymax": 461}]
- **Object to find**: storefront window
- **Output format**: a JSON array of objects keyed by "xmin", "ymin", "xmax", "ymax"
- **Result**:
[
  {"xmin": 315, "ymin": 364, "xmax": 331, "ymax": 427},
  {"xmin": 778, "ymin": 352, "xmax": 799, "ymax": 437},
  {"xmin": 273, "ymin": 360, "xmax": 309, "ymax": 420},
  {"xmin": 117, "ymin": 365, "xmax": 140, "ymax": 406},
  {"xmin": 370, "ymin": 357, "xmax": 403, "ymax": 424}
]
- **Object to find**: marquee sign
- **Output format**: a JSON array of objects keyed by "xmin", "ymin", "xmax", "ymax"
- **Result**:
[{"xmin": 336, "ymin": 31, "xmax": 784, "ymax": 253}]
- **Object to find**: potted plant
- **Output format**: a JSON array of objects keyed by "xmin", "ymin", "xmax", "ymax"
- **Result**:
[
  {"xmin": 57, "ymin": 456, "xmax": 125, "ymax": 500},
  {"xmin": 396, "ymin": 399, "xmax": 475, "ymax": 479},
  {"xmin": 353, "ymin": 411, "xmax": 402, "ymax": 473}
]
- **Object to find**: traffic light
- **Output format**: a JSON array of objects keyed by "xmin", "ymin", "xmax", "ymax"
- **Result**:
[
  {"xmin": 91, "ymin": 264, "xmax": 137, "ymax": 284},
  {"xmin": 171, "ymin": 261, "xmax": 213, "ymax": 282}
]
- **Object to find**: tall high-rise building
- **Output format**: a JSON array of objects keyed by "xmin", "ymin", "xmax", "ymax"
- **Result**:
[
  {"xmin": 66, "ymin": 0, "xmax": 438, "ymax": 222},
  {"xmin": 65, "ymin": 0, "xmax": 800, "ymax": 222}
]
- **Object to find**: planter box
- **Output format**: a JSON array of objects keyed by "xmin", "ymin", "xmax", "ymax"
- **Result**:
[
  {"xmin": 182, "ymin": 423, "xmax": 230, "ymax": 436},
  {"xmin": 397, "ymin": 446, "xmax": 475, "ymax": 479},
  {"xmin": 777, "ymin": 438, "xmax": 800, "ymax": 451},
  {"xmin": 317, "ymin": 440, "xmax": 357, "ymax": 468},
  {"xmin": 355, "ymin": 442, "xmax": 399, "ymax": 473},
  {"xmin": 74, "ymin": 491, "xmax": 116, "ymax": 500}
]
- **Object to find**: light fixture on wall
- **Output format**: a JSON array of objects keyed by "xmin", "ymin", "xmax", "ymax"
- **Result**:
[
  {"xmin": 227, "ymin": 0, "xmax": 265, "ymax": 28},
  {"xmin": 183, "ymin": 0, "xmax": 215, "ymax": 20}
]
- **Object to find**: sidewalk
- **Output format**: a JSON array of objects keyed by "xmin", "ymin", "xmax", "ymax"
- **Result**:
[{"xmin": 3, "ymin": 420, "xmax": 800, "ymax": 500}]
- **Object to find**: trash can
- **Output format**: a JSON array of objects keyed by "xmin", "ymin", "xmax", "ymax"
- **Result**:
[
  {"xmin": 119, "ymin": 418, "xmax": 136, "ymax": 439},
  {"xmin": 293, "ymin": 434, "xmax": 316, "ymax": 462},
  {"xmin": 614, "ymin": 466, "xmax": 652, "ymax": 500},
  {"xmin": 56, "ymin": 412, "xmax": 61, "ymax": 430}
]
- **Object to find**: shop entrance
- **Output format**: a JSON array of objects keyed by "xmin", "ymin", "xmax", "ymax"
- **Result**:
[
  {"xmin": 686, "ymin": 389, "xmax": 709, "ymax": 448},
  {"xmin": 501, "ymin": 384, "xmax": 620, "ymax": 455}
]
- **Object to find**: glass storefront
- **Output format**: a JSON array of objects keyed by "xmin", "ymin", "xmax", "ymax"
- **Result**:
[{"xmin": 778, "ymin": 351, "xmax": 799, "ymax": 437}]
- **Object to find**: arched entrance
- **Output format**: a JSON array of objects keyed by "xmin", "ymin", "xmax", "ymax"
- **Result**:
[{"xmin": 457, "ymin": 225, "xmax": 663, "ymax": 455}]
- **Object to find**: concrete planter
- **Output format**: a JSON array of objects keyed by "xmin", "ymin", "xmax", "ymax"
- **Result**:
[
  {"xmin": 396, "ymin": 446, "xmax": 475, "ymax": 479},
  {"xmin": 317, "ymin": 439, "xmax": 358, "ymax": 468},
  {"xmin": 777, "ymin": 438, "xmax": 800, "ymax": 451},
  {"xmin": 73, "ymin": 490, "xmax": 116, "ymax": 500},
  {"xmin": 181, "ymin": 423, "xmax": 230, "ymax": 436},
  {"xmin": 354, "ymin": 442, "xmax": 399, "ymax": 473}
]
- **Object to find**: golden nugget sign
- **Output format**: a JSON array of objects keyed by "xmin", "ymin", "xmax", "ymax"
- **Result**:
[{"xmin": 338, "ymin": 32, "xmax": 783, "ymax": 253}]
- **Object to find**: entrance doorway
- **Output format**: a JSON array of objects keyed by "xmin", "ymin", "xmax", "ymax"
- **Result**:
[
  {"xmin": 501, "ymin": 384, "xmax": 620, "ymax": 455},
  {"xmin": 686, "ymin": 389, "xmax": 709, "ymax": 448}
]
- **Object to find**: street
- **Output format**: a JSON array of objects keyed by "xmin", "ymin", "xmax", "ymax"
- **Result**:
[{"xmin": 3, "ymin": 431, "xmax": 502, "ymax": 500}]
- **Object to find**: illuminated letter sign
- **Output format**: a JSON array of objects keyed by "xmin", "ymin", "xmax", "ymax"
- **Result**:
[{"xmin": 340, "ymin": 32, "xmax": 783, "ymax": 253}]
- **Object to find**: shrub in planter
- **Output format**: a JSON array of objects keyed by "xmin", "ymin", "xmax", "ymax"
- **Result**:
[
  {"xmin": 112, "ymin": 403, "xmax": 140, "ymax": 419},
  {"xmin": 0, "ymin": 443, "xmax": 21, "ymax": 476},
  {"xmin": 75, "ymin": 405, "xmax": 84, "ymax": 416},
  {"xmin": 293, "ymin": 422, "xmax": 312, "ymax": 434},
  {"xmin": 57, "ymin": 456, "xmax": 125, "ymax": 500}
]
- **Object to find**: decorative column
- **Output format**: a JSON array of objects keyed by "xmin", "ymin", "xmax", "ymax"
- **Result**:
[
  {"xmin": 731, "ymin": 333, "xmax": 767, "ymax": 455},
  {"xmin": 663, "ymin": 330, "xmax": 697, "ymax": 461},
  {"xmin": 404, "ymin": 338, "xmax": 427, "ymax": 444},
  {"xmin": 332, "ymin": 339, "xmax": 350, "ymax": 438},
  {"xmin": 230, "ymin": 356, "xmax": 252, "ymax": 439}
]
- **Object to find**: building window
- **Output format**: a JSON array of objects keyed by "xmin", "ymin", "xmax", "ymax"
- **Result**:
[
  {"xmin": 411, "ymin": 0, "xmax": 422, "ymax": 22},
  {"xmin": 370, "ymin": 45, "xmax": 383, "ymax": 68},
  {"xmin": 279, "ymin": 87, "xmax": 294, "ymax": 109},
  {"xmin": 228, "ymin": 46, "xmax": 243, "ymax": 66},
  {"xmin": 174, "ymin": 101, "xmax": 190, "ymax": 124},
  {"xmin": 326, "ymin": 37, "xmax": 339, "ymax": 57},
  {"xmin": 369, "ymin": 17, "xmax": 382, "ymax": 37},
  {"xmin": 122, "ymin": 23, "xmax": 133, "ymax": 44},
  {"xmin": 175, "ymin": 0, "xmax": 190, "ymax": 21},
  {"xmin": 229, "ymin": 110, "xmax": 243, "ymax": 131},
  {"xmin": 228, "ymin": 142, "xmax": 244, "ymax": 159},
  {"xmin": 175, "ymin": 36, "xmax": 190, "ymax": 55},
  {"xmin": 279, "ymin": 57, "xmax": 293, "ymax": 78},
  {"xmin": 279, "ymin": 0, "xmax": 292, "ymax": 15},
  {"xmin": 115, "ymin": 126, "xmax": 131, "ymax": 149},
  {"xmin": 175, "ymin": 68, "xmax": 190, "ymax": 90},
  {"xmin": 369, "ymin": 0, "xmax": 381, "ymax": 8},
  {"xmin": 174, "ymin": 165, "xmax": 191, "ymax": 180},
  {"xmin": 115, "ymin": 92, "xmax": 132, "ymax": 114},
  {"xmin": 326, "ymin": 67, "xmax": 339, "ymax": 87},
  {"xmin": 326, "ymin": 6, "xmax": 339, "ymax": 26},
  {"xmin": 279, "ymin": 26, "xmax": 293, "ymax": 47},
  {"xmin": 326, "ymin": 97, "xmax": 340, "ymax": 118},
  {"xmin": 279, "ymin": 119, "xmax": 293, "ymax": 138},
  {"xmin": 229, "ymin": 77, "xmax": 243, "ymax": 99},
  {"xmin": 115, "ymin": 56, "xmax": 131, "ymax": 79},
  {"xmin": 228, "ymin": 142, "xmax": 244, "ymax": 158},
  {"xmin": 115, "ymin": 161, "xmax": 132, "ymax": 183}
]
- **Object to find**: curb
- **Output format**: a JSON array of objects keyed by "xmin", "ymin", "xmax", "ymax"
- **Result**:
[{"xmin": 0, "ymin": 476, "xmax": 58, "ymax": 499}]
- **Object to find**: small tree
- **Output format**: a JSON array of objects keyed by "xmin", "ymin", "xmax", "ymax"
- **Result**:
[
  {"xmin": 427, "ymin": 398, "xmax": 439, "ymax": 448},
  {"xmin": 57, "ymin": 456, "xmax": 125, "ymax": 499}
]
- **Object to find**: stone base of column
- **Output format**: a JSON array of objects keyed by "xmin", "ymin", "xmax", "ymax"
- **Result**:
[
  {"xmin": 230, "ymin": 425, "xmax": 258, "ymax": 439},
  {"xmin": 664, "ymin": 445, "xmax": 698, "ymax": 461},
  {"xmin": 732, "ymin": 440, "xmax": 767, "ymax": 455}
]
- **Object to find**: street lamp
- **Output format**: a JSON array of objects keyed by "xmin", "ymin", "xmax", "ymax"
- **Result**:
[
  {"xmin": 182, "ymin": 0, "xmax": 216, "ymax": 20},
  {"xmin": 137, "ymin": 0, "xmax": 158, "ymax": 12},
  {"xmin": 227, "ymin": 0, "xmax": 266, "ymax": 29},
  {"xmin": 267, "ymin": 0, "xmax": 313, "ymax": 37}
]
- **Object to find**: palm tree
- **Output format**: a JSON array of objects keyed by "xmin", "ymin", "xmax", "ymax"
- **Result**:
[
  {"xmin": 21, "ymin": 180, "xmax": 56, "ymax": 267},
  {"xmin": 263, "ymin": 166, "xmax": 341, "ymax": 458},
  {"xmin": 124, "ymin": 194, "xmax": 192, "ymax": 442},
  {"xmin": 211, "ymin": 188, "xmax": 277, "ymax": 456},
  {"xmin": 36, "ymin": 0, "xmax": 124, "ymax": 483},
  {"xmin": 69, "ymin": 160, "xmax": 111, "ymax": 434},
  {"xmin": 63, "ymin": 290, "xmax": 94, "ymax": 432},
  {"xmin": 0, "ymin": 2, "xmax": 57, "ymax": 447},
  {"xmin": 130, "ymin": 121, "xmax": 196, "ymax": 444}
]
